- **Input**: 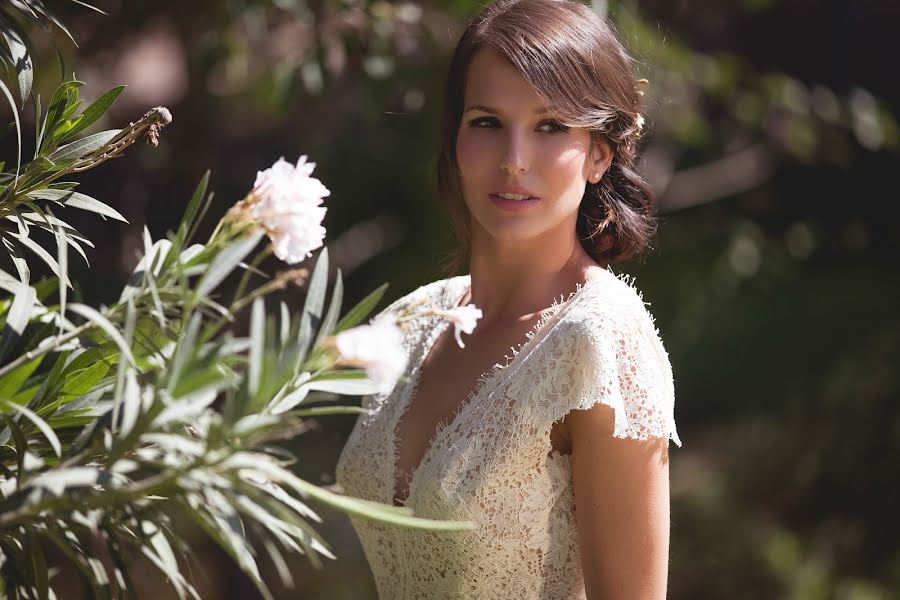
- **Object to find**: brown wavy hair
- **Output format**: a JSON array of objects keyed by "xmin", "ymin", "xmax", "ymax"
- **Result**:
[{"xmin": 437, "ymin": 0, "xmax": 657, "ymax": 273}]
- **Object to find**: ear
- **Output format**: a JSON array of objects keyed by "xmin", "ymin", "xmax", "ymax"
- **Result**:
[{"xmin": 587, "ymin": 137, "xmax": 614, "ymax": 184}]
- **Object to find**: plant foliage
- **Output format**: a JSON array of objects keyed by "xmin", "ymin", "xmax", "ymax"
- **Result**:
[{"xmin": 0, "ymin": 5, "xmax": 472, "ymax": 600}]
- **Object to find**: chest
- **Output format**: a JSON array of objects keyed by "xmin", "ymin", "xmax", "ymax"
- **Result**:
[
  {"xmin": 399, "ymin": 320, "xmax": 531, "ymax": 442},
  {"xmin": 392, "ymin": 315, "xmax": 572, "ymax": 506}
]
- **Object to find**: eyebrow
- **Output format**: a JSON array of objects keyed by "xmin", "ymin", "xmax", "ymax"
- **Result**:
[{"xmin": 463, "ymin": 104, "xmax": 551, "ymax": 115}]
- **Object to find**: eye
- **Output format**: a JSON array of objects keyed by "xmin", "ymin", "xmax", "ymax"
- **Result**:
[
  {"xmin": 538, "ymin": 120, "xmax": 570, "ymax": 133},
  {"xmin": 467, "ymin": 116, "xmax": 499, "ymax": 128}
]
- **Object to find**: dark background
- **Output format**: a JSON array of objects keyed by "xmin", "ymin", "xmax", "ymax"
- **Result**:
[{"xmin": 2, "ymin": 0, "xmax": 898, "ymax": 598}]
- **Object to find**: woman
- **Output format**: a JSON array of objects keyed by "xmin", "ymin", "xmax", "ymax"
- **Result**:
[{"xmin": 335, "ymin": 0, "xmax": 681, "ymax": 598}]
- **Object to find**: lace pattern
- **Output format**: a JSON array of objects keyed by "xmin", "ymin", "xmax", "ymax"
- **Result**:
[{"xmin": 335, "ymin": 269, "xmax": 681, "ymax": 599}]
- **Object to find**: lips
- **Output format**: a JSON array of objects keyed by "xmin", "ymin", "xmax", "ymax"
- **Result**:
[
  {"xmin": 488, "ymin": 193, "xmax": 541, "ymax": 211},
  {"xmin": 491, "ymin": 187, "xmax": 540, "ymax": 200}
]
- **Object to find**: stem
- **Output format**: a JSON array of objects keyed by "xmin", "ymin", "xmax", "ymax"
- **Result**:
[
  {"xmin": 200, "ymin": 275, "xmax": 287, "ymax": 344},
  {"xmin": 232, "ymin": 246, "xmax": 273, "ymax": 308},
  {"xmin": 0, "ymin": 466, "xmax": 184, "ymax": 530},
  {"xmin": 0, "ymin": 283, "xmax": 155, "ymax": 378},
  {"xmin": 0, "ymin": 320, "xmax": 93, "ymax": 379},
  {"xmin": 10, "ymin": 108, "xmax": 171, "ymax": 203}
]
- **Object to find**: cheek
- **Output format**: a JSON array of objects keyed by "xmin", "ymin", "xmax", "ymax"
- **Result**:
[
  {"xmin": 544, "ymin": 145, "xmax": 589, "ymax": 190},
  {"xmin": 456, "ymin": 129, "xmax": 487, "ymax": 181}
]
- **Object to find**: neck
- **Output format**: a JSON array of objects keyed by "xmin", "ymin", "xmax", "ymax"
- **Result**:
[{"xmin": 463, "ymin": 225, "xmax": 601, "ymax": 324}]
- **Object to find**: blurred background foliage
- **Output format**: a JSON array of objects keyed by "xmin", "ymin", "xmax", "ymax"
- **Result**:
[{"xmin": 1, "ymin": 0, "xmax": 898, "ymax": 598}]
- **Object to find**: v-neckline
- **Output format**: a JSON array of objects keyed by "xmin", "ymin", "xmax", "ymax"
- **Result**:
[{"xmin": 389, "ymin": 274, "xmax": 601, "ymax": 508}]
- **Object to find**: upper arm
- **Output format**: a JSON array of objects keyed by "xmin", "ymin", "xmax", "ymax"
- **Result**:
[
  {"xmin": 549, "ymin": 295, "xmax": 679, "ymax": 599},
  {"xmin": 567, "ymin": 404, "xmax": 671, "ymax": 600}
]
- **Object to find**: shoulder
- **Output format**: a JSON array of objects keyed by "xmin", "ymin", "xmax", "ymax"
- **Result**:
[
  {"xmin": 553, "ymin": 268, "xmax": 682, "ymax": 447},
  {"xmin": 565, "ymin": 268, "xmax": 663, "ymax": 345}
]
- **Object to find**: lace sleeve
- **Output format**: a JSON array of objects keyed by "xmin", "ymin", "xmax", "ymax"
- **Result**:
[{"xmin": 558, "ymin": 298, "xmax": 682, "ymax": 447}]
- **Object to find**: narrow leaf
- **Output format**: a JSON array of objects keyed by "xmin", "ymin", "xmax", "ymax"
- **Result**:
[
  {"xmin": 297, "ymin": 248, "xmax": 328, "ymax": 359},
  {"xmin": 67, "ymin": 303, "xmax": 136, "ymax": 367},
  {"xmin": 0, "ymin": 78, "xmax": 22, "ymax": 183},
  {"xmin": 333, "ymin": 283, "xmax": 389, "ymax": 334},
  {"xmin": 196, "ymin": 231, "xmax": 264, "ymax": 298},
  {"xmin": 1, "ymin": 26, "xmax": 33, "ymax": 107},
  {"xmin": 0, "ymin": 355, "xmax": 42, "ymax": 399},
  {"xmin": 54, "ymin": 216, "xmax": 68, "ymax": 332},
  {"xmin": 27, "ymin": 188, "xmax": 127, "ymax": 222},
  {"xmin": 42, "ymin": 82, "xmax": 83, "ymax": 145},
  {"xmin": 62, "ymin": 85, "xmax": 125, "ymax": 140},
  {"xmin": 0, "ymin": 398, "xmax": 61, "ymax": 456},
  {"xmin": 314, "ymin": 268, "xmax": 343, "ymax": 347},
  {"xmin": 47, "ymin": 128, "xmax": 120, "ymax": 162},
  {"xmin": 0, "ymin": 282, "xmax": 36, "ymax": 362},
  {"xmin": 0, "ymin": 413, "xmax": 28, "ymax": 484},
  {"xmin": 6, "ymin": 231, "xmax": 70, "ymax": 288},
  {"xmin": 171, "ymin": 171, "xmax": 209, "ymax": 255},
  {"xmin": 249, "ymin": 298, "xmax": 265, "ymax": 398}
]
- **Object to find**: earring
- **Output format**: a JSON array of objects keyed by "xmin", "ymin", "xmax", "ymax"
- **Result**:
[{"xmin": 591, "ymin": 172, "xmax": 601, "ymax": 182}]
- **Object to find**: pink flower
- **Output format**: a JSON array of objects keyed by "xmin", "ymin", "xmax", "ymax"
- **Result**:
[
  {"xmin": 334, "ymin": 313, "xmax": 407, "ymax": 393},
  {"xmin": 251, "ymin": 156, "xmax": 330, "ymax": 264},
  {"xmin": 437, "ymin": 304, "xmax": 482, "ymax": 348}
]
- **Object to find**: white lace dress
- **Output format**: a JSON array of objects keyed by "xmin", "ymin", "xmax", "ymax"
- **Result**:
[{"xmin": 335, "ymin": 269, "xmax": 681, "ymax": 599}]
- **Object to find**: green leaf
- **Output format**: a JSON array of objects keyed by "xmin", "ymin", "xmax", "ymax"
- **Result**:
[
  {"xmin": 62, "ymin": 85, "xmax": 125, "ymax": 141},
  {"xmin": 54, "ymin": 213, "xmax": 68, "ymax": 331},
  {"xmin": 119, "ymin": 236, "xmax": 171, "ymax": 303},
  {"xmin": 52, "ymin": 98, "xmax": 83, "ymax": 138},
  {"xmin": 0, "ymin": 398, "xmax": 61, "ymax": 456},
  {"xmin": 39, "ymin": 80, "xmax": 83, "ymax": 153},
  {"xmin": 151, "ymin": 386, "xmax": 220, "ymax": 427},
  {"xmin": 5, "ymin": 231, "xmax": 71, "ymax": 289},
  {"xmin": 0, "ymin": 281, "xmax": 36, "ymax": 363},
  {"xmin": 226, "ymin": 451, "xmax": 476, "ymax": 531},
  {"xmin": 61, "ymin": 346, "xmax": 116, "ymax": 378},
  {"xmin": 33, "ymin": 91, "xmax": 41, "ymax": 158},
  {"xmin": 26, "ymin": 536, "xmax": 49, "ymax": 600},
  {"xmin": 166, "ymin": 312, "xmax": 201, "ymax": 395},
  {"xmin": 59, "ymin": 361, "xmax": 109, "ymax": 398},
  {"xmin": 297, "ymin": 248, "xmax": 328, "ymax": 360},
  {"xmin": 306, "ymin": 371, "xmax": 385, "ymax": 396},
  {"xmin": 279, "ymin": 302, "xmax": 291, "ymax": 348},
  {"xmin": 0, "ymin": 77, "xmax": 22, "ymax": 184},
  {"xmin": 171, "ymin": 171, "xmax": 209, "ymax": 257},
  {"xmin": 1, "ymin": 25, "xmax": 33, "ymax": 107},
  {"xmin": 112, "ymin": 299, "xmax": 137, "ymax": 434},
  {"xmin": 70, "ymin": 0, "xmax": 108, "ymax": 15},
  {"xmin": 289, "ymin": 405, "xmax": 368, "ymax": 417},
  {"xmin": 261, "ymin": 539, "xmax": 293, "ymax": 589},
  {"xmin": 30, "ymin": 466, "xmax": 101, "ymax": 495},
  {"xmin": 140, "ymin": 523, "xmax": 195, "ymax": 600},
  {"xmin": 196, "ymin": 231, "xmax": 264, "ymax": 298},
  {"xmin": 8, "ymin": 243, "xmax": 30, "ymax": 285},
  {"xmin": 41, "ymin": 527, "xmax": 105, "ymax": 600},
  {"xmin": 46, "ymin": 128, "xmax": 120, "ymax": 163},
  {"xmin": 333, "ymin": 283, "xmax": 389, "ymax": 334},
  {"xmin": 67, "ymin": 303, "xmax": 136, "ymax": 368},
  {"xmin": 0, "ymin": 413, "xmax": 28, "ymax": 485},
  {"xmin": 118, "ymin": 368, "xmax": 142, "ymax": 437},
  {"xmin": 0, "ymin": 355, "xmax": 42, "ymax": 399},
  {"xmin": 27, "ymin": 188, "xmax": 127, "ymax": 222},
  {"xmin": 186, "ymin": 504, "xmax": 267, "ymax": 599},
  {"xmin": 314, "ymin": 268, "xmax": 343, "ymax": 347},
  {"xmin": 249, "ymin": 298, "xmax": 265, "ymax": 398}
]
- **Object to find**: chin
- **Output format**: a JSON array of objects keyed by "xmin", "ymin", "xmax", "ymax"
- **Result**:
[{"xmin": 469, "ymin": 212, "xmax": 566, "ymax": 246}]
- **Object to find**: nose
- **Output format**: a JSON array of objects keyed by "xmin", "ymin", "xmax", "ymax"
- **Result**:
[{"xmin": 499, "ymin": 129, "xmax": 529, "ymax": 175}]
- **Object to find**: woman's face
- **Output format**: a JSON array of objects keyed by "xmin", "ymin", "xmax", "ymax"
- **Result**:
[{"xmin": 455, "ymin": 47, "xmax": 610, "ymax": 248}]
